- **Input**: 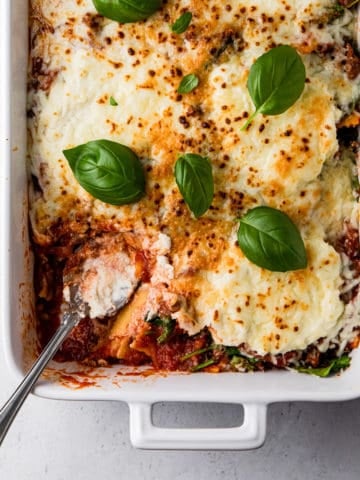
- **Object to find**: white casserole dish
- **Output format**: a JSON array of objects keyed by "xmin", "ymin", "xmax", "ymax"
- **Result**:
[{"xmin": 1, "ymin": 0, "xmax": 360, "ymax": 450}]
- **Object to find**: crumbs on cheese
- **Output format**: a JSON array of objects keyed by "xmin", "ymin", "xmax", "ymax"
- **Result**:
[{"xmin": 28, "ymin": 0, "xmax": 360, "ymax": 372}]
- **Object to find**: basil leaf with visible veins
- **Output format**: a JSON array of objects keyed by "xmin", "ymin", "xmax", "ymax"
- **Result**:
[
  {"xmin": 237, "ymin": 206, "xmax": 307, "ymax": 272},
  {"xmin": 92, "ymin": 0, "xmax": 162, "ymax": 23},
  {"xmin": 295, "ymin": 355, "xmax": 351, "ymax": 377},
  {"xmin": 242, "ymin": 45, "xmax": 306, "ymax": 129},
  {"xmin": 177, "ymin": 73, "xmax": 199, "ymax": 93},
  {"xmin": 174, "ymin": 153, "xmax": 214, "ymax": 218},
  {"xmin": 171, "ymin": 11, "xmax": 192, "ymax": 34},
  {"xmin": 63, "ymin": 139, "xmax": 145, "ymax": 205}
]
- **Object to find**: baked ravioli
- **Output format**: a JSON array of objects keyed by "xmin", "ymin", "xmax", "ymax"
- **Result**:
[{"xmin": 28, "ymin": 0, "xmax": 360, "ymax": 375}]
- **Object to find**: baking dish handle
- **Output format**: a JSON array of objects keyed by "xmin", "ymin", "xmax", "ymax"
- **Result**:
[{"xmin": 129, "ymin": 402, "xmax": 267, "ymax": 450}]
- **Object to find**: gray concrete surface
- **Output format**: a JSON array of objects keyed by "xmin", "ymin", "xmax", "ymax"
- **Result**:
[{"xmin": 1, "ymin": 367, "xmax": 360, "ymax": 480}]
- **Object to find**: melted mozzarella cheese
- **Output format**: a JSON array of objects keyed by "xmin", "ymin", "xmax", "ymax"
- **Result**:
[
  {"xmin": 204, "ymin": 57, "xmax": 340, "ymax": 204},
  {"xmin": 29, "ymin": 0, "xmax": 360, "ymax": 356},
  {"xmin": 190, "ymin": 232, "xmax": 344, "ymax": 354}
]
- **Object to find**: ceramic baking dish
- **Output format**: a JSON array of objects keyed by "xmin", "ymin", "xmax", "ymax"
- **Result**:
[{"xmin": 2, "ymin": 0, "xmax": 360, "ymax": 450}]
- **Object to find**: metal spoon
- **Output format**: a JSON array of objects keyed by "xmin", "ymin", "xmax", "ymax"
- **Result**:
[
  {"xmin": 0, "ymin": 286, "xmax": 86, "ymax": 446},
  {"xmin": 0, "ymin": 234, "xmax": 141, "ymax": 446}
]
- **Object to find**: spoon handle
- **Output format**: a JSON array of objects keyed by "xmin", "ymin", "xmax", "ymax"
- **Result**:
[{"xmin": 0, "ymin": 312, "xmax": 78, "ymax": 446}]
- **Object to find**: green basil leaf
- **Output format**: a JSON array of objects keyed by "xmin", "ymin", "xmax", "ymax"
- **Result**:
[
  {"xmin": 92, "ymin": 0, "xmax": 162, "ymax": 23},
  {"xmin": 224, "ymin": 346, "xmax": 241, "ymax": 357},
  {"xmin": 177, "ymin": 73, "xmax": 199, "ymax": 93},
  {"xmin": 331, "ymin": 4, "xmax": 344, "ymax": 16},
  {"xmin": 171, "ymin": 11, "xmax": 192, "ymax": 34},
  {"xmin": 63, "ymin": 139, "xmax": 145, "ymax": 205},
  {"xmin": 145, "ymin": 315, "xmax": 175, "ymax": 344},
  {"xmin": 181, "ymin": 345, "xmax": 216, "ymax": 361},
  {"xmin": 109, "ymin": 96, "xmax": 118, "ymax": 106},
  {"xmin": 156, "ymin": 317, "xmax": 175, "ymax": 344},
  {"xmin": 230, "ymin": 356, "xmax": 257, "ymax": 372},
  {"xmin": 237, "ymin": 206, "xmax": 307, "ymax": 272},
  {"xmin": 242, "ymin": 45, "xmax": 306, "ymax": 129},
  {"xmin": 174, "ymin": 153, "xmax": 214, "ymax": 218},
  {"xmin": 295, "ymin": 355, "xmax": 351, "ymax": 377},
  {"xmin": 191, "ymin": 359, "xmax": 216, "ymax": 372}
]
